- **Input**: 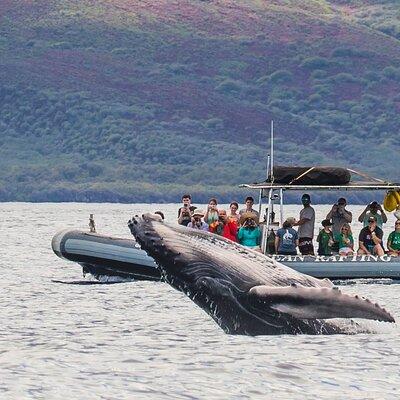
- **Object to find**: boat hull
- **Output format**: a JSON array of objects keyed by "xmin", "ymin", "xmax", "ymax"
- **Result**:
[
  {"xmin": 51, "ymin": 229, "xmax": 160, "ymax": 281},
  {"xmin": 52, "ymin": 230, "xmax": 400, "ymax": 281}
]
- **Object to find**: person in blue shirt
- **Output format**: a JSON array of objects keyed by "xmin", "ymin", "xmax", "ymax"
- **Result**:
[{"xmin": 275, "ymin": 219, "xmax": 299, "ymax": 255}]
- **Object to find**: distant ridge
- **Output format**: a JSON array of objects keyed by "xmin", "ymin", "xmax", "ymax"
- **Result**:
[{"xmin": 0, "ymin": 0, "xmax": 399, "ymax": 202}]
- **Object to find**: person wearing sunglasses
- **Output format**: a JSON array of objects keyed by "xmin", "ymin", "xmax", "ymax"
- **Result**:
[
  {"xmin": 358, "ymin": 216, "xmax": 384, "ymax": 256},
  {"xmin": 334, "ymin": 223, "xmax": 354, "ymax": 256},
  {"xmin": 387, "ymin": 220, "xmax": 400, "ymax": 256}
]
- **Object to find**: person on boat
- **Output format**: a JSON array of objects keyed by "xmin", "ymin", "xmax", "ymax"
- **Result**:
[
  {"xmin": 187, "ymin": 209, "xmax": 209, "ymax": 231},
  {"xmin": 394, "ymin": 206, "xmax": 400, "ymax": 221},
  {"xmin": 228, "ymin": 201, "xmax": 240, "ymax": 225},
  {"xmin": 275, "ymin": 218, "xmax": 298, "ymax": 256},
  {"xmin": 178, "ymin": 194, "xmax": 196, "ymax": 226},
  {"xmin": 89, "ymin": 214, "xmax": 96, "ymax": 233},
  {"xmin": 239, "ymin": 196, "xmax": 259, "ymax": 222},
  {"xmin": 325, "ymin": 197, "xmax": 352, "ymax": 236},
  {"xmin": 358, "ymin": 216, "xmax": 384, "ymax": 256},
  {"xmin": 387, "ymin": 220, "xmax": 400, "ymax": 256},
  {"xmin": 293, "ymin": 193, "xmax": 315, "ymax": 255},
  {"xmin": 209, "ymin": 209, "xmax": 238, "ymax": 241},
  {"xmin": 237, "ymin": 212, "xmax": 261, "ymax": 249},
  {"xmin": 358, "ymin": 201, "xmax": 387, "ymax": 228},
  {"xmin": 204, "ymin": 198, "xmax": 219, "ymax": 229},
  {"xmin": 316, "ymin": 219, "xmax": 334, "ymax": 256},
  {"xmin": 334, "ymin": 222, "xmax": 354, "ymax": 256}
]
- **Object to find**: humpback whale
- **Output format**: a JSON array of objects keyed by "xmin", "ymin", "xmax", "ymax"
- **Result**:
[{"xmin": 129, "ymin": 214, "xmax": 395, "ymax": 335}]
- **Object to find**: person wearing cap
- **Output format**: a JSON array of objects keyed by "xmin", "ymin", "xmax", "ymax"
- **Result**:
[
  {"xmin": 209, "ymin": 209, "xmax": 238, "ymax": 241},
  {"xmin": 237, "ymin": 212, "xmax": 261, "ymax": 248},
  {"xmin": 187, "ymin": 209, "xmax": 209, "ymax": 231},
  {"xmin": 387, "ymin": 220, "xmax": 400, "ymax": 256},
  {"xmin": 358, "ymin": 216, "xmax": 384, "ymax": 256},
  {"xmin": 316, "ymin": 219, "xmax": 334, "ymax": 256},
  {"xmin": 178, "ymin": 194, "xmax": 197, "ymax": 226},
  {"xmin": 293, "ymin": 194, "xmax": 315, "ymax": 255},
  {"xmin": 239, "ymin": 196, "xmax": 259, "ymax": 222},
  {"xmin": 358, "ymin": 201, "xmax": 387, "ymax": 229},
  {"xmin": 275, "ymin": 218, "xmax": 298, "ymax": 255},
  {"xmin": 325, "ymin": 197, "xmax": 352, "ymax": 236}
]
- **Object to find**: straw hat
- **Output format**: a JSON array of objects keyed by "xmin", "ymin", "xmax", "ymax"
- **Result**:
[
  {"xmin": 191, "ymin": 209, "xmax": 205, "ymax": 217},
  {"xmin": 239, "ymin": 211, "xmax": 258, "ymax": 225}
]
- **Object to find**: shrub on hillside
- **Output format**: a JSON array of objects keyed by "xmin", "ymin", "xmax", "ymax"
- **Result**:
[
  {"xmin": 382, "ymin": 66, "xmax": 400, "ymax": 81},
  {"xmin": 310, "ymin": 70, "xmax": 328, "ymax": 80},
  {"xmin": 312, "ymin": 84, "xmax": 331, "ymax": 95},
  {"xmin": 329, "ymin": 73, "xmax": 362, "ymax": 84},
  {"xmin": 205, "ymin": 118, "xmax": 224, "ymax": 129},
  {"xmin": 300, "ymin": 57, "xmax": 333, "ymax": 70},
  {"xmin": 331, "ymin": 47, "xmax": 373, "ymax": 58},
  {"xmin": 215, "ymin": 79, "xmax": 243, "ymax": 93},
  {"xmin": 267, "ymin": 70, "xmax": 293, "ymax": 84}
]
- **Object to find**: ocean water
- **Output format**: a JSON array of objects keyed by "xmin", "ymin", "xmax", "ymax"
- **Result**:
[{"xmin": 1, "ymin": 202, "xmax": 400, "ymax": 400}]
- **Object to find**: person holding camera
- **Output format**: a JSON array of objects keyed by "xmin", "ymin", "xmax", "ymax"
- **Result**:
[
  {"xmin": 325, "ymin": 197, "xmax": 352, "ymax": 236},
  {"xmin": 237, "ymin": 212, "xmax": 261, "ymax": 249},
  {"xmin": 187, "ymin": 209, "xmax": 209, "ymax": 231},
  {"xmin": 358, "ymin": 216, "xmax": 384, "ymax": 256},
  {"xmin": 204, "ymin": 198, "xmax": 219, "ymax": 229},
  {"xmin": 358, "ymin": 201, "xmax": 387, "ymax": 228},
  {"xmin": 178, "ymin": 194, "xmax": 196, "ymax": 226},
  {"xmin": 209, "ymin": 209, "xmax": 238, "ymax": 241}
]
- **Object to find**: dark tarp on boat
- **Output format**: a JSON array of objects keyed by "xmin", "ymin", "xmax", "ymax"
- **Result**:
[{"xmin": 268, "ymin": 166, "xmax": 351, "ymax": 185}]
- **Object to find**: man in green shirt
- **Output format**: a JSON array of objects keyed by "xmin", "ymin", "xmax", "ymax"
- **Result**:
[{"xmin": 387, "ymin": 220, "xmax": 400, "ymax": 256}]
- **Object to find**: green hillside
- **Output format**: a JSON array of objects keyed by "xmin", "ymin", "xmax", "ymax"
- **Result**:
[{"xmin": 0, "ymin": 0, "xmax": 399, "ymax": 202}]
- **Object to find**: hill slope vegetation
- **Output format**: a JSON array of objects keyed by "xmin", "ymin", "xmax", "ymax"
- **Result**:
[{"xmin": 0, "ymin": 0, "xmax": 399, "ymax": 202}]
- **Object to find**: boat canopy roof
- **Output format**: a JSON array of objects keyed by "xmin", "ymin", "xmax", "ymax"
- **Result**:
[{"xmin": 240, "ymin": 166, "xmax": 400, "ymax": 191}]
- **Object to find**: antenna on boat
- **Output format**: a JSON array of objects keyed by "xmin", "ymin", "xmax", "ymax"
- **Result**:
[{"xmin": 270, "ymin": 120, "xmax": 274, "ymax": 182}]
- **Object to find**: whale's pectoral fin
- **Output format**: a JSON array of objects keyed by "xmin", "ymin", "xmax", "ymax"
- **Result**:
[{"xmin": 248, "ymin": 285, "xmax": 395, "ymax": 322}]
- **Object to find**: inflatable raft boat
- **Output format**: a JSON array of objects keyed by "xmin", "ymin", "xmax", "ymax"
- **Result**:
[{"xmin": 52, "ymin": 229, "xmax": 400, "ymax": 281}]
